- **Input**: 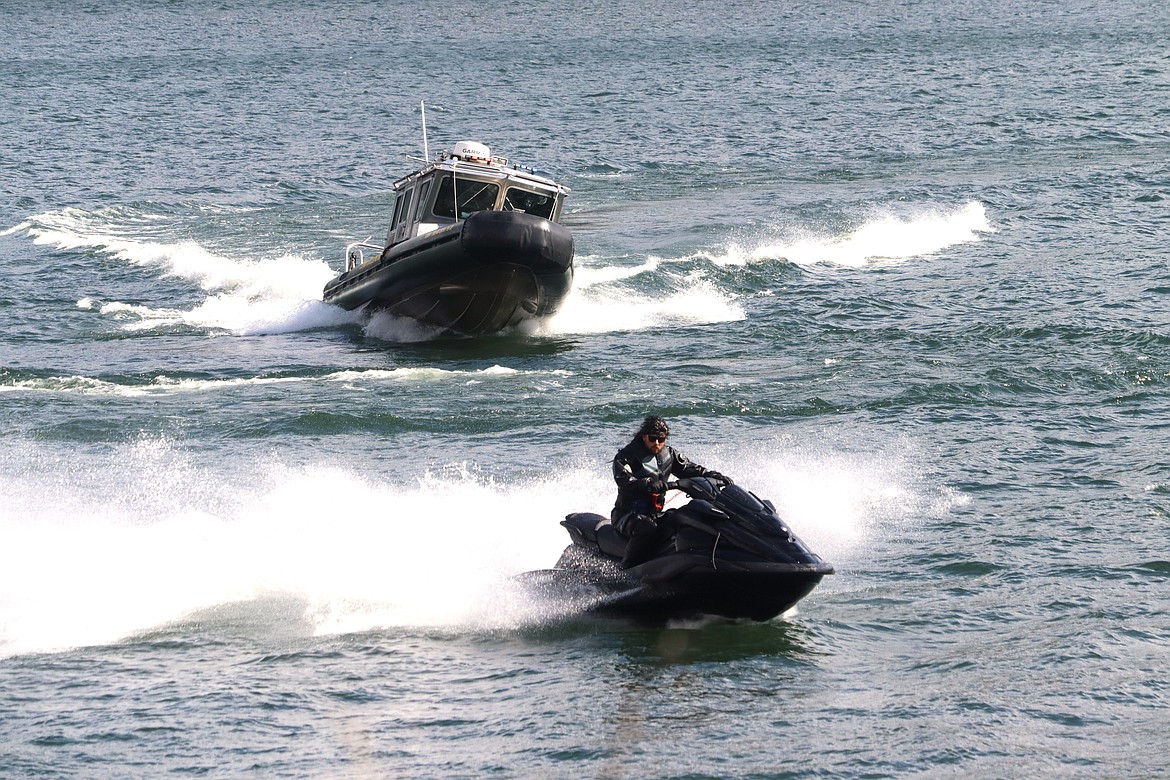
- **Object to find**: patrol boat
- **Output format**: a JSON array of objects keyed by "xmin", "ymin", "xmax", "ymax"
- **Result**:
[{"xmin": 324, "ymin": 140, "xmax": 574, "ymax": 336}]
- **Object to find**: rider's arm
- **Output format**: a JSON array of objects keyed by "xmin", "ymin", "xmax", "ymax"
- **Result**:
[{"xmin": 669, "ymin": 448, "xmax": 710, "ymax": 479}]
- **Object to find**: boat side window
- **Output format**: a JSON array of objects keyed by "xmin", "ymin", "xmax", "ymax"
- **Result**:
[
  {"xmin": 503, "ymin": 187, "xmax": 556, "ymax": 219},
  {"xmin": 414, "ymin": 180, "xmax": 432, "ymax": 221},
  {"xmin": 389, "ymin": 193, "xmax": 404, "ymax": 229},
  {"xmin": 397, "ymin": 188, "xmax": 413, "ymax": 228},
  {"xmin": 431, "ymin": 175, "xmax": 500, "ymax": 219},
  {"xmin": 388, "ymin": 187, "xmax": 414, "ymax": 243}
]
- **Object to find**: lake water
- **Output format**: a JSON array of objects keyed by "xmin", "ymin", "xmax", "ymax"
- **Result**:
[{"xmin": 2, "ymin": 0, "xmax": 1169, "ymax": 776}]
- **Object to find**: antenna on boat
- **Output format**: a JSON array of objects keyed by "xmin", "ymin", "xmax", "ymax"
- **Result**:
[{"xmin": 420, "ymin": 100, "xmax": 430, "ymax": 161}]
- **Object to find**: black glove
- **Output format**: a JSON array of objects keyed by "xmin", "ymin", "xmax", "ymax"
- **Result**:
[
  {"xmin": 706, "ymin": 471, "xmax": 732, "ymax": 485},
  {"xmin": 649, "ymin": 478, "xmax": 668, "ymax": 495}
]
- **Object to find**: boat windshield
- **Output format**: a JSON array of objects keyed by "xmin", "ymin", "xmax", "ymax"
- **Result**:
[
  {"xmin": 503, "ymin": 187, "xmax": 556, "ymax": 219},
  {"xmin": 432, "ymin": 175, "xmax": 500, "ymax": 219}
]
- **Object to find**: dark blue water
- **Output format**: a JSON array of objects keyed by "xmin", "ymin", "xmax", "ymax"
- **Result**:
[{"xmin": 3, "ymin": 0, "xmax": 1169, "ymax": 776}]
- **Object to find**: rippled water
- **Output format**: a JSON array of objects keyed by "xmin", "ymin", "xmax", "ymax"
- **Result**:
[{"xmin": 2, "ymin": 0, "xmax": 1169, "ymax": 776}]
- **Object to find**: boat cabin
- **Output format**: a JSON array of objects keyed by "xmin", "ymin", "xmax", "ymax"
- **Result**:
[{"xmin": 384, "ymin": 141, "xmax": 570, "ymax": 247}]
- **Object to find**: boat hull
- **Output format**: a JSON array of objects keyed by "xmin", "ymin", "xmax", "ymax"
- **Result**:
[{"xmin": 323, "ymin": 210, "xmax": 573, "ymax": 335}]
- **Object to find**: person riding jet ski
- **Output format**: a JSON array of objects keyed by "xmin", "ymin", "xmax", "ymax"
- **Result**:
[{"xmin": 611, "ymin": 415, "xmax": 731, "ymax": 567}]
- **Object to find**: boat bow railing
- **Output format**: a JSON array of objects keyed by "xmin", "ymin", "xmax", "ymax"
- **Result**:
[{"xmin": 344, "ymin": 237, "xmax": 382, "ymax": 271}]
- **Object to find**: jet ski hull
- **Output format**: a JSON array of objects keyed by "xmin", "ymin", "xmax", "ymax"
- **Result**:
[
  {"xmin": 323, "ymin": 210, "xmax": 573, "ymax": 336},
  {"xmin": 529, "ymin": 484, "xmax": 834, "ymax": 624},
  {"xmin": 541, "ymin": 546, "xmax": 830, "ymax": 623}
]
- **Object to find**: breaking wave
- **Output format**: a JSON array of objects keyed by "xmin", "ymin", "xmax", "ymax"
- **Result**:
[{"xmin": 699, "ymin": 200, "xmax": 995, "ymax": 268}]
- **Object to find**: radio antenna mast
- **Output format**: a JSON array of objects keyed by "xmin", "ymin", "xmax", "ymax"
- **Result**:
[{"xmin": 420, "ymin": 100, "xmax": 430, "ymax": 161}]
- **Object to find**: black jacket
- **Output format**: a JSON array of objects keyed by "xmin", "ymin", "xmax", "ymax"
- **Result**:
[{"xmin": 611, "ymin": 437, "xmax": 710, "ymax": 518}]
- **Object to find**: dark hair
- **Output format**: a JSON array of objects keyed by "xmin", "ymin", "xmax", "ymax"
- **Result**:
[{"xmin": 638, "ymin": 415, "xmax": 670, "ymax": 437}]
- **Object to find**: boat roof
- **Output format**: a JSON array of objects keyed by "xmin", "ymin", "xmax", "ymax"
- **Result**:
[{"xmin": 392, "ymin": 145, "xmax": 570, "ymax": 195}]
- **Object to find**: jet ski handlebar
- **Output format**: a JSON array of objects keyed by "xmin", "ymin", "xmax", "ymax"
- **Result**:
[{"xmin": 666, "ymin": 474, "xmax": 733, "ymax": 501}]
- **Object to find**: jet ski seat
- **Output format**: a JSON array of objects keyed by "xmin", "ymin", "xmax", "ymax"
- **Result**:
[{"xmin": 561, "ymin": 512, "xmax": 628, "ymax": 558}]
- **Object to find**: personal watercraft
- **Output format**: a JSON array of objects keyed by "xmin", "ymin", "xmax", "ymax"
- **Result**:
[{"xmin": 525, "ymin": 476, "xmax": 833, "ymax": 623}]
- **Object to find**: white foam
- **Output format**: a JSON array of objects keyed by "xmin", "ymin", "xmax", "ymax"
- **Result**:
[
  {"xmin": 0, "ymin": 365, "xmax": 570, "ymax": 398},
  {"xmin": 0, "ymin": 442, "xmax": 608, "ymax": 657},
  {"xmin": 707, "ymin": 433, "xmax": 967, "ymax": 566},
  {"xmin": 571, "ymin": 254, "xmax": 661, "ymax": 288},
  {"xmin": 703, "ymin": 201, "xmax": 995, "ymax": 268},
  {"xmin": 362, "ymin": 310, "xmax": 448, "ymax": 342},
  {"xmin": 537, "ymin": 201, "xmax": 993, "ymax": 335},
  {"xmin": 542, "ymin": 271, "xmax": 744, "ymax": 335},
  {"xmin": 15, "ymin": 207, "xmax": 355, "ymax": 335}
]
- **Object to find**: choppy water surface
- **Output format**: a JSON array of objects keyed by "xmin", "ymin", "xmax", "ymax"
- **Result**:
[{"xmin": 2, "ymin": 0, "xmax": 1169, "ymax": 776}]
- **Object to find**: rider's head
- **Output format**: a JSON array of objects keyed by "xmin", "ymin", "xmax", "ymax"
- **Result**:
[{"xmin": 638, "ymin": 415, "xmax": 670, "ymax": 454}]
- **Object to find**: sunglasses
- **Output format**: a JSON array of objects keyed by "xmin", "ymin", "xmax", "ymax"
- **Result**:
[{"xmin": 646, "ymin": 434, "xmax": 667, "ymax": 443}]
